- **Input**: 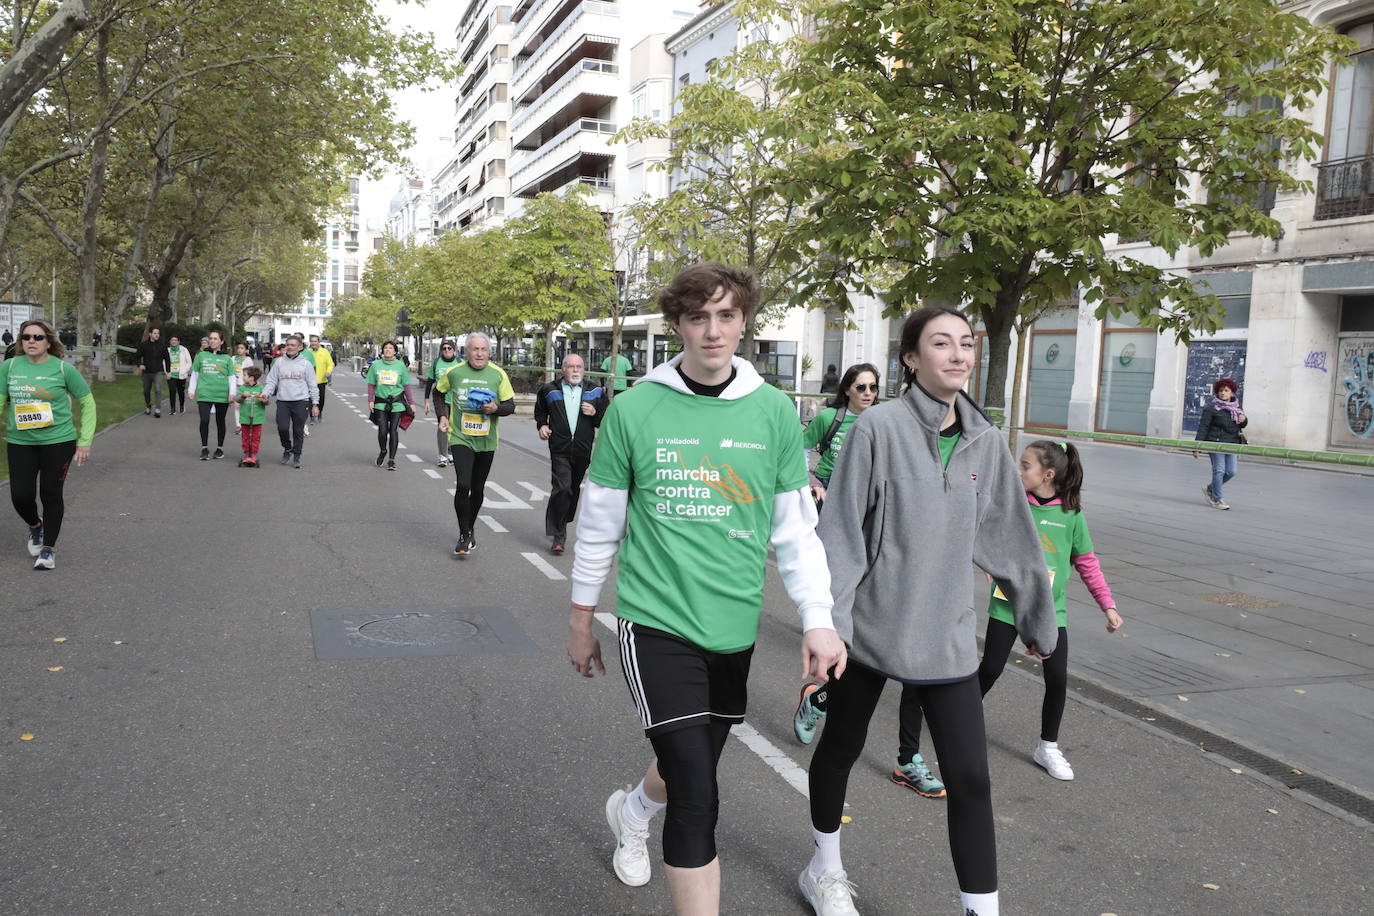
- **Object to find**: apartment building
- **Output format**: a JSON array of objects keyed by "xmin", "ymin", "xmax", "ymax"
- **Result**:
[
  {"xmin": 387, "ymin": 178, "xmax": 438, "ymax": 248},
  {"xmin": 254, "ymin": 178, "xmax": 385, "ymax": 345}
]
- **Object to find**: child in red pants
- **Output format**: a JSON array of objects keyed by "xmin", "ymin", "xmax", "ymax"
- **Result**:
[{"xmin": 235, "ymin": 366, "xmax": 269, "ymax": 467}]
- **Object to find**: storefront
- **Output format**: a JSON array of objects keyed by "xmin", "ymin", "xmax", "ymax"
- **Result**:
[
  {"xmin": 1096, "ymin": 313, "xmax": 1157, "ymax": 434},
  {"xmin": 1025, "ymin": 309, "xmax": 1078, "ymax": 429}
]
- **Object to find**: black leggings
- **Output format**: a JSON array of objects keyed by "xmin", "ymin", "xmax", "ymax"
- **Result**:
[
  {"xmin": 810, "ymin": 664, "xmax": 996, "ymax": 893},
  {"xmin": 979, "ymin": 619, "xmax": 1069, "ymax": 743},
  {"xmin": 649, "ymin": 720, "xmax": 732, "ymax": 868},
  {"xmin": 450, "ymin": 445, "xmax": 495, "ymax": 532},
  {"xmin": 7, "ymin": 440, "xmax": 77, "ymax": 548},
  {"xmin": 376, "ymin": 410, "xmax": 401, "ymax": 459},
  {"xmin": 198, "ymin": 400, "xmax": 228, "ymax": 447},
  {"xmin": 167, "ymin": 377, "xmax": 186, "ymax": 412}
]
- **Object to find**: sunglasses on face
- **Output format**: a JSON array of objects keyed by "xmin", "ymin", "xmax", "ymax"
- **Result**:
[
  {"xmin": 20, "ymin": 333, "xmax": 47, "ymax": 341},
  {"xmin": 851, "ymin": 383, "xmax": 877, "ymax": 393}
]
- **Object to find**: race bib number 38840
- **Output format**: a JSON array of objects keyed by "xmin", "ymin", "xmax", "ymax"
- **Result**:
[{"xmin": 14, "ymin": 401, "xmax": 54, "ymax": 430}]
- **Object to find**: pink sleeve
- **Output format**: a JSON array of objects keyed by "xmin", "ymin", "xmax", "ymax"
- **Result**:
[{"xmin": 1071, "ymin": 552, "xmax": 1115, "ymax": 610}]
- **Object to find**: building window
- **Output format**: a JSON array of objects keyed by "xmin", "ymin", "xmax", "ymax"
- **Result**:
[{"xmin": 1318, "ymin": 20, "xmax": 1374, "ymax": 219}]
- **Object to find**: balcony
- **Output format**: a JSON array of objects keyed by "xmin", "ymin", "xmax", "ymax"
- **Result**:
[
  {"xmin": 511, "ymin": 57, "xmax": 618, "ymax": 133},
  {"xmin": 512, "ymin": 1, "xmax": 619, "ymax": 88},
  {"xmin": 509, "ymin": 117, "xmax": 616, "ymax": 194},
  {"xmin": 1315, "ymin": 155, "xmax": 1374, "ymax": 220}
]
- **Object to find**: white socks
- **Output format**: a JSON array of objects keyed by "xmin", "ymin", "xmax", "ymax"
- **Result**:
[
  {"xmin": 961, "ymin": 890, "xmax": 1000, "ymax": 915},
  {"xmin": 808, "ymin": 826, "xmax": 844, "ymax": 876},
  {"xmin": 624, "ymin": 780, "xmax": 664, "ymax": 825}
]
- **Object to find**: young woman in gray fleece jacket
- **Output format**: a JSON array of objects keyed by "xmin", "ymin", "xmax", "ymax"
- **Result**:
[{"xmin": 798, "ymin": 308, "xmax": 1059, "ymax": 916}]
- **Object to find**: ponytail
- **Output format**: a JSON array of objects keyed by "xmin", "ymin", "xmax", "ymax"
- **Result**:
[{"xmin": 1026, "ymin": 439, "xmax": 1084, "ymax": 512}]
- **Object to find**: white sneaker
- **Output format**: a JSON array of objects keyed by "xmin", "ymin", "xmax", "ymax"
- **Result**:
[
  {"xmin": 799, "ymin": 867, "xmax": 860, "ymax": 915},
  {"xmin": 1033, "ymin": 742, "xmax": 1074, "ymax": 780},
  {"xmin": 605, "ymin": 787, "xmax": 651, "ymax": 887}
]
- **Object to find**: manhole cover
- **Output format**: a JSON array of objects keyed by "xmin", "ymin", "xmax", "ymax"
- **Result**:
[
  {"xmin": 356, "ymin": 613, "xmax": 482, "ymax": 646},
  {"xmin": 309, "ymin": 607, "xmax": 537, "ymax": 660},
  {"xmin": 1197, "ymin": 592, "xmax": 1284, "ymax": 610}
]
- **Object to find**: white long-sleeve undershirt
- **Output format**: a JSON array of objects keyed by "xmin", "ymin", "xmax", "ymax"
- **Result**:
[{"xmin": 569, "ymin": 481, "xmax": 835, "ymax": 632}]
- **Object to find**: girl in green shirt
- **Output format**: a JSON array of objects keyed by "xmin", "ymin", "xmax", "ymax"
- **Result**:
[{"xmin": 0, "ymin": 319, "xmax": 96, "ymax": 570}]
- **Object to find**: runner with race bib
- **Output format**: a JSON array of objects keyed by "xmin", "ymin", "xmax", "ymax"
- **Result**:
[
  {"xmin": 435, "ymin": 332, "xmax": 514, "ymax": 558},
  {"xmin": 0, "ymin": 319, "xmax": 96, "ymax": 570}
]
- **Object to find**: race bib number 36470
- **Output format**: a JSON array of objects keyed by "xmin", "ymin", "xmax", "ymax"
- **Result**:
[
  {"xmin": 14, "ymin": 401, "xmax": 54, "ymax": 430},
  {"xmin": 460, "ymin": 411, "xmax": 490, "ymax": 436}
]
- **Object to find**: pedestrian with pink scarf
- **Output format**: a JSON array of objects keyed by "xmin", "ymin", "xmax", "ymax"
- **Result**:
[{"xmin": 1194, "ymin": 377, "xmax": 1248, "ymax": 510}]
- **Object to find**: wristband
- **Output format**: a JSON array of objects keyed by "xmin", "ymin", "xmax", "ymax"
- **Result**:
[{"xmin": 571, "ymin": 603, "xmax": 596, "ymax": 614}]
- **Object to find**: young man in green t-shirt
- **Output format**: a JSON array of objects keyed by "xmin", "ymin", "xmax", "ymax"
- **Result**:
[
  {"xmin": 436, "ymin": 332, "xmax": 515, "ymax": 557},
  {"xmin": 600, "ymin": 351, "xmax": 633, "ymax": 397},
  {"xmin": 566, "ymin": 264, "xmax": 847, "ymax": 915}
]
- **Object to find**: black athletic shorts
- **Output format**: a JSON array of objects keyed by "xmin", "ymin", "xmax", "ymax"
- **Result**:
[{"xmin": 617, "ymin": 619, "xmax": 754, "ymax": 737}]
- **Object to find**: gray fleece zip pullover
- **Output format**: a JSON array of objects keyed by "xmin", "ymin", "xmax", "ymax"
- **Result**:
[{"xmin": 819, "ymin": 383, "xmax": 1058, "ymax": 682}]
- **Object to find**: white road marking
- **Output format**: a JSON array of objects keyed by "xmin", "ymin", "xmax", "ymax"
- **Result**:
[
  {"xmin": 424, "ymin": 469, "xmax": 442, "ymax": 479},
  {"xmin": 406, "ymin": 453, "xmax": 423, "ymax": 463},
  {"xmin": 478, "ymin": 515, "xmax": 507, "ymax": 533},
  {"xmin": 482, "ymin": 481, "xmax": 532, "ymax": 510},
  {"xmin": 521, "ymin": 552, "xmax": 565, "ymax": 580},
  {"xmin": 587, "ymin": 612, "xmax": 812, "ymax": 799},
  {"xmin": 398, "ymin": 442, "xmax": 408, "ymax": 449},
  {"xmin": 518, "ymin": 481, "xmax": 548, "ymax": 502}
]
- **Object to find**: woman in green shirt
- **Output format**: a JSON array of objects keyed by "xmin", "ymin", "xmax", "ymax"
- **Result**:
[
  {"xmin": 802, "ymin": 362, "xmax": 880, "ymax": 503},
  {"xmin": 365, "ymin": 340, "xmax": 415, "ymax": 470},
  {"xmin": 0, "ymin": 319, "xmax": 96, "ymax": 570},
  {"xmin": 188, "ymin": 330, "xmax": 236, "ymax": 460}
]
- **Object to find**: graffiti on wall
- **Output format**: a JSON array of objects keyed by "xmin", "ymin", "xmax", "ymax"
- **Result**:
[
  {"xmin": 1340, "ymin": 338, "xmax": 1374, "ymax": 439},
  {"xmin": 1304, "ymin": 351, "xmax": 1329, "ymax": 372},
  {"xmin": 1183, "ymin": 341, "xmax": 1248, "ymax": 433}
]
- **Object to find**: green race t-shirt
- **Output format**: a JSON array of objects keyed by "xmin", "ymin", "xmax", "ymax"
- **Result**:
[
  {"xmin": 801, "ymin": 406, "xmax": 858, "ymax": 479},
  {"xmin": 427, "ymin": 356, "xmax": 462, "ymax": 382},
  {"xmin": 0, "ymin": 355, "xmax": 93, "ymax": 445},
  {"xmin": 589, "ymin": 380, "xmax": 809, "ymax": 653},
  {"xmin": 237, "ymin": 384, "xmax": 267, "ymax": 425},
  {"xmin": 192, "ymin": 351, "xmax": 233, "ymax": 402},
  {"xmin": 436, "ymin": 361, "xmax": 515, "ymax": 452},
  {"xmin": 366, "ymin": 357, "xmax": 412, "ymax": 411},
  {"xmin": 601, "ymin": 354, "xmax": 633, "ymax": 391},
  {"xmin": 989, "ymin": 502, "xmax": 1092, "ymax": 628}
]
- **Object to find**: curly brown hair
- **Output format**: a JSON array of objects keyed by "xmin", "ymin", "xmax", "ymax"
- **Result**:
[{"xmin": 657, "ymin": 263, "xmax": 760, "ymax": 325}]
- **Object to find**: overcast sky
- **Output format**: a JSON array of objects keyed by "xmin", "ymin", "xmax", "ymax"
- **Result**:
[{"xmin": 359, "ymin": 0, "xmax": 463, "ymax": 225}]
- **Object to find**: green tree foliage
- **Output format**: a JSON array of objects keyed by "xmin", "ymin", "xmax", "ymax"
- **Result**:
[
  {"xmin": 742, "ymin": 0, "xmax": 1349, "ymax": 412},
  {"xmin": 501, "ymin": 186, "xmax": 613, "ymax": 381},
  {"xmin": 616, "ymin": 16, "xmax": 812, "ymax": 359}
]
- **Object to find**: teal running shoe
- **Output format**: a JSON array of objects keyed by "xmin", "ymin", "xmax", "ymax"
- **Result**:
[
  {"xmin": 890, "ymin": 753, "xmax": 946, "ymax": 798},
  {"xmin": 793, "ymin": 682, "xmax": 828, "ymax": 745}
]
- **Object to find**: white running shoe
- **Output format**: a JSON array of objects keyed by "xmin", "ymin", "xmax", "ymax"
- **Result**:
[
  {"xmin": 33, "ymin": 547, "xmax": 55, "ymax": 570},
  {"xmin": 1033, "ymin": 742, "xmax": 1075, "ymax": 780},
  {"xmin": 799, "ymin": 867, "xmax": 860, "ymax": 915},
  {"xmin": 605, "ymin": 787, "xmax": 651, "ymax": 887}
]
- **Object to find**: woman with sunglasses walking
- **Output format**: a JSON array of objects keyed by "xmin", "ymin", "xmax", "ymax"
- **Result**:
[{"xmin": 0, "ymin": 319, "xmax": 95, "ymax": 570}]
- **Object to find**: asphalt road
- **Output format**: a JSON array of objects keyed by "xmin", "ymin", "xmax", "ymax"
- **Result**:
[{"xmin": 2, "ymin": 372, "xmax": 1370, "ymax": 915}]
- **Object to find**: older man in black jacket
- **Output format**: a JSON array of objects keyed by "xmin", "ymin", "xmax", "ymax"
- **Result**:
[{"xmin": 534, "ymin": 353, "xmax": 607, "ymax": 555}]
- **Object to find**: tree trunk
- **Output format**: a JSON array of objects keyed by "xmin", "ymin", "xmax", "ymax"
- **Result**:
[
  {"xmin": 543, "ymin": 321, "xmax": 556, "ymax": 384},
  {"xmin": 144, "ymin": 229, "xmax": 194, "ymax": 327},
  {"xmin": 0, "ymin": 0, "xmax": 92, "ymax": 153},
  {"xmin": 73, "ymin": 21, "xmax": 112, "ymax": 380},
  {"xmin": 977, "ymin": 286, "xmax": 1019, "ymax": 424}
]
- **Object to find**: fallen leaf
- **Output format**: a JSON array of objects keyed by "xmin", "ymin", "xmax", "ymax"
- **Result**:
[
  {"xmin": 1291, "ymin": 769, "xmax": 1303, "ymax": 775},
  {"xmin": 46, "ymin": 666, "xmax": 63, "ymax": 672},
  {"xmin": 1141, "ymin": 716, "xmax": 1156, "ymax": 721},
  {"xmin": 1294, "ymin": 689, "xmax": 1306, "ymax": 694},
  {"xmin": 118, "ymin": 513, "xmax": 129, "ymax": 517},
  {"xmin": 1121, "ymin": 634, "xmax": 1129, "ymax": 638},
  {"xmin": 52, "ymin": 637, "xmax": 67, "ymax": 643},
  {"xmin": 1239, "ymin": 613, "xmax": 1248, "ymax": 618},
  {"xmin": 840, "ymin": 815, "xmax": 853, "ymax": 824},
  {"xmin": 19, "ymin": 734, "xmax": 34, "ymax": 741},
  {"xmin": 1215, "ymin": 652, "xmax": 1231, "ymax": 657},
  {"xmin": 1266, "ymin": 809, "xmax": 1278, "ymax": 815},
  {"xmin": 1177, "ymin": 695, "xmax": 1190, "ymax": 702},
  {"xmin": 113, "ymin": 640, "xmax": 123, "ymax": 646},
  {"xmin": 1014, "ymin": 659, "xmax": 1023, "ymax": 664},
  {"xmin": 1230, "ymin": 768, "xmax": 1243, "ymax": 774},
  {"xmin": 1203, "ymin": 883, "xmax": 1219, "ymax": 891}
]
